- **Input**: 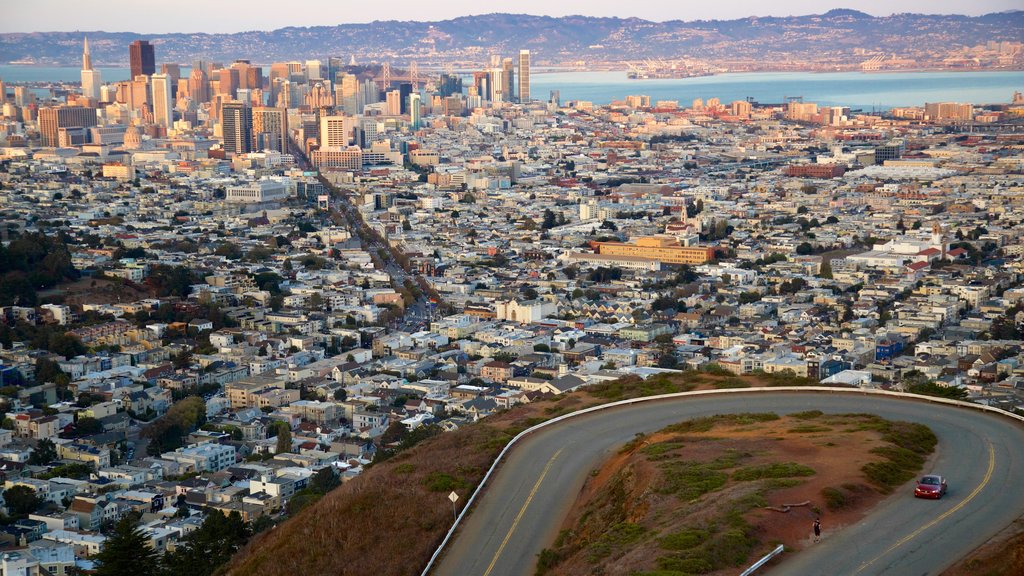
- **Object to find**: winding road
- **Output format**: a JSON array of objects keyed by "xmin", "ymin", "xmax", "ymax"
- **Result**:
[{"xmin": 431, "ymin": 390, "xmax": 1024, "ymax": 576}]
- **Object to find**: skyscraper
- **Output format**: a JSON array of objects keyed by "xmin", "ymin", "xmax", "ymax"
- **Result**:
[
  {"xmin": 39, "ymin": 106, "xmax": 97, "ymax": 147},
  {"xmin": 188, "ymin": 68, "xmax": 210, "ymax": 103},
  {"xmin": 221, "ymin": 101, "xmax": 252, "ymax": 156},
  {"xmin": 319, "ymin": 114, "xmax": 355, "ymax": 147},
  {"xmin": 253, "ymin": 106, "xmax": 288, "ymax": 152},
  {"xmin": 151, "ymin": 73, "xmax": 173, "ymax": 128},
  {"xmin": 518, "ymin": 50, "xmax": 531, "ymax": 102},
  {"xmin": 129, "ymin": 40, "xmax": 156, "ymax": 78},
  {"xmin": 80, "ymin": 37, "xmax": 102, "ymax": 101},
  {"xmin": 409, "ymin": 93, "xmax": 422, "ymax": 129},
  {"xmin": 501, "ymin": 57, "xmax": 515, "ymax": 102}
]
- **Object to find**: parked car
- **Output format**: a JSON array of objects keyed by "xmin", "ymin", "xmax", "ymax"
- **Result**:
[{"xmin": 914, "ymin": 474, "xmax": 947, "ymax": 499}]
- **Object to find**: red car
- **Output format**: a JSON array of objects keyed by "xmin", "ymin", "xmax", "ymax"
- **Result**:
[{"xmin": 914, "ymin": 474, "xmax": 947, "ymax": 499}]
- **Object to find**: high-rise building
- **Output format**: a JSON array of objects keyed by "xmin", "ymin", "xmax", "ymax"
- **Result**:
[
  {"xmin": 438, "ymin": 74, "xmax": 463, "ymax": 98},
  {"xmin": 327, "ymin": 56, "xmax": 346, "ymax": 83},
  {"xmin": 236, "ymin": 61, "xmax": 263, "ymax": 91},
  {"xmin": 319, "ymin": 114, "xmax": 355, "ymax": 147},
  {"xmin": 80, "ymin": 37, "xmax": 102, "ymax": 101},
  {"xmin": 38, "ymin": 106, "xmax": 97, "ymax": 147},
  {"xmin": 398, "ymin": 83, "xmax": 412, "ymax": 114},
  {"xmin": 221, "ymin": 101, "xmax": 252, "ymax": 156},
  {"xmin": 337, "ymin": 73, "xmax": 359, "ymax": 114},
  {"xmin": 129, "ymin": 40, "xmax": 156, "ymax": 79},
  {"xmin": 409, "ymin": 93, "xmax": 422, "ymax": 129},
  {"xmin": 188, "ymin": 69, "xmax": 210, "ymax": 103},
  {"xmin": 253, "ymin": 106, "xmax": 288, "ymax": 152},
  {"xmin": 150, "ymin": 73, "xmax": 173, "ymax": 127},
  {"xmin": 488, "ymin": 68, "xmax": 504, "ymax": 104},
  {"xmin": 161, "ymin": 63, "xmax": 182, "ymax": 85},
  {"xmin": 305, "ymin": 60, "xmax": 322, "ymax": 81},
  {"xmin": 549, "ymin": 90, "xmax": 560, "ymax": 107},
  {"xmin": 518, "ymin": 50, "xmax": 531, "ymax": 102},
  {"xmin": 385, "ymin": 90, "xmax": 402, "ymax": 116},
  {"xmin": 502, "ymin": 57, "xmax": 515, "ymax": 102},
  {"xmin": 218, "ymin": 67, "xmax": 240, "ymax": 98}
]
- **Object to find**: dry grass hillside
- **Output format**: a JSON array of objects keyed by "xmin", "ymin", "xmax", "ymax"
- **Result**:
[
  {"xmin": 535, "ymin": 412, "xmax": 937, "ymax": 576},
  {"xmin": 222, "ymin": 370, "xmax": 826, "ymax": 576}
]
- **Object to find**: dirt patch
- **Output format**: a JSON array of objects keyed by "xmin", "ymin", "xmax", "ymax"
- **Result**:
[
  {"xmin": 537, "ymin": 412, "xmax": 933, "ymax": 576},
  {"xmin": 942, "ymin": 519, "xmax": 1024, "ymax": 576}
]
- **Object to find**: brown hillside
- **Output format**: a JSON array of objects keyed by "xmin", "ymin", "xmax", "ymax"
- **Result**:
[
  {"xmin": 223, "ymin": 371, "xmax": 826, "ymax": 576},
  {"xmin": 535, "ymin": 412, "xmax": 936, "ymax": 576}
]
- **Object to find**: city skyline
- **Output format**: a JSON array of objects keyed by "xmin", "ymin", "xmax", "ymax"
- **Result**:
[{"xmin": 4, "ymin": 0, "xmax": 1022, "ymax": 33}]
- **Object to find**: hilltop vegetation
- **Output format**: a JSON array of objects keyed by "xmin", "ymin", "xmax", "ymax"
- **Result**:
[{"xmin": 223, "ymin": 370, "xmax": 823, "ymax": 576}]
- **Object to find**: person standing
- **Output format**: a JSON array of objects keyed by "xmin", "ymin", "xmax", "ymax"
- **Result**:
[{"xmin": 813, "ymin": 518, "xmax": 821, "ymax": 543}]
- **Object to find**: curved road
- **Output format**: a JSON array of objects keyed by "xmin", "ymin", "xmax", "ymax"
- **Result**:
[{"xmin": 433, "ymin": 392, "xmax": 1024, "ymax": 576}]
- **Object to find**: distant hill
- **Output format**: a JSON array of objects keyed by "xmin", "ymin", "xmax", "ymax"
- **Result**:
[{"xmin": 1, "ymin": 11, "xmax": 1022, "ymax": 67}]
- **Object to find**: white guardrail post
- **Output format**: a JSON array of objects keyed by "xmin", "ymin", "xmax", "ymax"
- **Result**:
[
  {"xmin": 419, "ymin": 386, "xmax": 1024, "ymax": 575},
  {"xmin": 740, "ymin": 543, "xmax": 785, "ymax": 576}
]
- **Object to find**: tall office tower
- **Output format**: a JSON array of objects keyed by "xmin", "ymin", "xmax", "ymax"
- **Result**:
[
  {"xmin": 221, "ymin": 101, "xmax": 252, "ymax": 155},
  {"xmin": 337, "ymin": 73, "xmax": 359, "ymax": 114},
  {"xmin": 438, "ymin": 74, "xmax": 463, "ymax": 97},
  {"xmin": 269, "ymin": 62, "xmax": 291, "ymax": 84},
  {"xmin": 327, "ymin": 56, "xmax": 346, "ymax": 83},
  {"xmin": 305, "ymin": 60, "xmax": 322, "ymax": 81},
  {"xmin": 218, "ymin": 67, "xmax": 239, "ymax": 98},
  {"xmin": 150, "ymin": 73, "xmax": 173, "ymax": 127},
  {"xmin": 518, "ymin": 50, "xmax": 531, "ymax": 102},
  {"xmin": 0, "ymin": 78, "xmax": 6, "ymax": 103},
  {"xmin": 473, "ymin": 72, "xmax": 489, "ymax": 100},
  {"xmin": 39, "ymin": 106, "xmax": 97, "ymax": 147},
  {"xmin": 398, "ymin": 83, "xmax": 412, "ymax": 114},
  {"xmin": 80, "ymin": 37, "xmax": 102, "ymax": 101},
  {"xmin": 252, "ymin": 106, "xmax": 288, "ymax": 152},
  {"xmin": 501, "ymin": 57, "xmax": 515, "ymax": 102},
  {"xmin": 409, "ymin": 93, "xmax": 422, "ymax": 129},
  {"xmin": 188, "ymin": 69, "xmax": 210, "ymax": 103},
  {"xmin": 161, "ymin": 63, "xmax": 182, "ymax": 86},
  {"xmin": 359, "ymin": 116, "xmax": 379, "ymax": 147},
  {"xmin": 385, "ymin": 90, "xmax": 402, "ymax": 116},
  {"xmin": 319, "ymin": 114, "xmax": 355, "ymax": 147},
  {"xmin": 14, "ymin": 86, "xmax": 33, "ymax": 107},
  {"xmin": 306, "ymin": 82, "xmax": 333, "ymax": 108},
  {"xmin": 361, "ymin": 78, "xmax": 380, "ymax": 106},
  {"xmin": 488, "ymin": 68, "xmax": 504, "ymax": 104},
  {"xmin": 231, "ymin": 60, "xmax": 262, "ymax": 90},
  {"xmin": 549, "ymin": 90, "xmax": 560, "ymax": 107},
  {"xmin": 129, "ymin": 40, "xmax": 156, "ymax": 78}
]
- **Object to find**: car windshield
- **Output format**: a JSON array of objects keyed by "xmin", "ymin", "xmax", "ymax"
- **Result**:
[{"xmin": 921, "ymin": 477, "xmax": 939, "ymax": 485}]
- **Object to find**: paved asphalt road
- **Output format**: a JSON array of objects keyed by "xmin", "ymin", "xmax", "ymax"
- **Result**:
[{"xmin": 432, "ymin": 392, "xmax": 1024, "ymax": 576}]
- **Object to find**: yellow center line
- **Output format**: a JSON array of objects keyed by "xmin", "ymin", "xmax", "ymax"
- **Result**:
[
  {"xmin": 854, "ymin": 441, "xmax": 996, "ymax": 575},
  {"xmin": 481, "ymin": 447, "xmax": 564, "ymax": 576}
]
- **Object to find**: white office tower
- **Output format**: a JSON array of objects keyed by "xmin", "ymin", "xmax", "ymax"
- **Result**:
[
  {"xmin": 518, "ymin": 50, "xmax": 530, "ymax": 102},
  {"xmin": 319, "ymin": 114, "xmax": 355, "ymax": 147},
  {"xmin": 150, "ymin": 73, "xmax": 173, "ymax": 128},
  {"xmin": 409, "ymin": 93, "xmax": 421, "ymax": 129},
  {"xmin": 80, "ymin": 37, "xmax": 102, "ymax": 101},
  {"xmin": 489, "ymin": 68, "xmax": 504, "ymax": 104},
  {"xmin": 305, "ymin": 60, "xmax": 322, "ymax": 81}
]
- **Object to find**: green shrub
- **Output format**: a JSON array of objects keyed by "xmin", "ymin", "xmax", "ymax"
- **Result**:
[
  {"xmin": 790, "ymin": 410, "xmax": 824, "ymax": 420},
  {"xmin": 732, "ymin": 462, "xmax": 815, "ymax": 481},
  {"xmin": 822, "ymin": 486, "xmax": 847, "ymax": 510},
  {"xmin": 659, "ymin": 528, "xmax": 709, "ymax": 551},
  {"xmin": 423, "ymin": 472, "xmax": 469, "ymax": 492}
]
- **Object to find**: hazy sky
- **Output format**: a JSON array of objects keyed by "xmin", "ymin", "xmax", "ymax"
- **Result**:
[{"xmin": 4, "ymin": 0, "xmax": 1020, "ymax": 33}]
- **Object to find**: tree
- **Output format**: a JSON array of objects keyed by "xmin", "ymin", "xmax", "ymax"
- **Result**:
[
  {"xmin": 274, "ymin": 422, "xmax": 292, "ymax": 454},
  {"xmin": 28, "ymin": 438, "xmax": 58, "ymax": 465},
  {"xmin": 309, "ymin": 467, "xmax": 341, "ymax": 494},
  {"xmin": 162, "ymin": 510, "xmax": 249, "ymax": 576},
  {"xmin": 3, "ymin": 485, "xmax": 41, "ymax": 516},
  {"xmin": 76, "ymin": 417, "xmax": 104, "ymax": 435},
  {"xmin": 795, "ymin": 242, "xmax": 815, "ymax": 255},
  {"xmin": 94, "ymin": 517, "xmax": 160, "ymax": 576},
  {"xmin": 541, "ymin": 209, "xmax": 557, "ymax": 230}
]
